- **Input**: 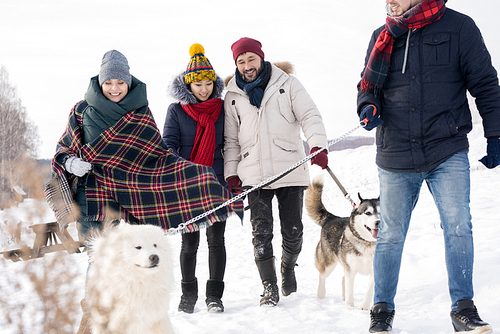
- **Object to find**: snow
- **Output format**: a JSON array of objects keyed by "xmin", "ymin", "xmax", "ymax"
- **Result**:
[{"xmin": 1, "ymin": 125, "xmax": 499, "ymax": 334}]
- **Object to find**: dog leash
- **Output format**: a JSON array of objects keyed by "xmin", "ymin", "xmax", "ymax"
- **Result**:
[
  {"xmin": 324, "ymin": 120, "xmax": 372, "ymax": 208},
  {"xmin": 166, "ymin": 124, "xmax": 363, "ymax": 235},
  {"xmin": 325, "ymin": 166, "xmax": 356, "ymax": 208}
]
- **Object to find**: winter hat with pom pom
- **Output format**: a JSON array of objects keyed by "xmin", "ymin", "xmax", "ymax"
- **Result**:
[{"xmin": 184, "ymin": 43, "xmax": 216, "ymax": 85}]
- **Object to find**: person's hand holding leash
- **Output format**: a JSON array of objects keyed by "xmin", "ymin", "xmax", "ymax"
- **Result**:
[
  {"xmin": 479, "ymin": 138, "xmax": 500, "ymax": 169},
  {"xmin": 227, "ymin": 176, "xmax": 243, "ymax": 195},
  {"xmin": 359, "ymin": 104, "xmax": 383, "ymax": 131},
  {"xmin": 310, "ymin": 147, "xmax": 328, "ymax": 169}
]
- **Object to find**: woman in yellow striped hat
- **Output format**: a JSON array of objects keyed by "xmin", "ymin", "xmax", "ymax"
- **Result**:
[{"xmin": 163, "ymin": 43, "xmax": 228, "ymax": 314}]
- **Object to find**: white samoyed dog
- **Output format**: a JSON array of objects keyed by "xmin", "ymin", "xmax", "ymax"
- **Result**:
[{"xmin": 86, "ymin": 221, "xmax": 173, "ymax": 334}]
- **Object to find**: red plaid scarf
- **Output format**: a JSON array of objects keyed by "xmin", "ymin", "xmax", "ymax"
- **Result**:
[
  {"xmin": 360, "ymin": 0, "xmax": 446, "ymax": 92},
  {"xmin": 181, "ymin": 98, "xmax": 222, "ymax": 167}
]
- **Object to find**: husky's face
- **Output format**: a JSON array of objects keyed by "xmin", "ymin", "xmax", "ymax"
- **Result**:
[{"xmin": 352, "ymin": 194, "xmax": 380, "ymax": 242}]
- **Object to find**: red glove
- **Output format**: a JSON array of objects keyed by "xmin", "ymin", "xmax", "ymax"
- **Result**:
[
  {"xmin": 310, "ymin": 147, "xmax": 328, "ymax": 169},
  {"xmin": 227, "ymin": 176, "xmax": 243, "ymax": 194}
]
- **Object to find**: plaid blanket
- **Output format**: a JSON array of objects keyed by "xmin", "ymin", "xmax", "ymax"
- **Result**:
[{"xmin": 44, "ymin": 100, "xmax": 243, "ymax": 232}]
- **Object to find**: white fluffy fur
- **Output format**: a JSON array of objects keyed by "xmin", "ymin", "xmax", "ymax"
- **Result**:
[{"xmin": 86, "ymin": 222, "xmax": 173, "ymax": 334}]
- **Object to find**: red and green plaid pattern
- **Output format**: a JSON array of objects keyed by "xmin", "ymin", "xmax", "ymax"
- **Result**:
[
  {"xmin": 361, "ymin": 0, "xmax": 446, "ymax": 92},
  {"xmin": 45, "ymin": 101, "xmax": 243, "ymax": 232}
]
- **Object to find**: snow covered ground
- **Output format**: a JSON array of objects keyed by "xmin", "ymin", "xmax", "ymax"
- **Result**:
[{"xmin": 1, "ymin": 125, "xmax": 499, "ymax": 334}]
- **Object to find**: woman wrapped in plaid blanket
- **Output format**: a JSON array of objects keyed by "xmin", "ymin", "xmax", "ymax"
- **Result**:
[{"xmin": 44, "ymin": 50, "xmax": 243, "ymax": 239}]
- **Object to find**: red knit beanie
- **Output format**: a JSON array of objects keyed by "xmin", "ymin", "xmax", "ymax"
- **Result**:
[{"xmin": 231, "ymin": 37, "xmax": 265, "ymax": 63}]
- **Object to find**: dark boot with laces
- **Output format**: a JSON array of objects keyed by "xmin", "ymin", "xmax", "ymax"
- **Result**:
[
  {"xmin": 450, "ymin": 300, "xmax": 492, "ymax": 333},
  {"xmin": 369, "ymin": 302, "xmax": 395, "ymax": 334},
  {"xmin": 260, "ymin": 281, "xmax": 279, "ymax": 307},
  {"xmin": 255, "ymin": 257, "xmax": 279, "ymax": 307}
]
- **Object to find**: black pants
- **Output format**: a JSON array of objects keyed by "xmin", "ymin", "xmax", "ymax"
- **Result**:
[
  {"xmin": 180, "ymin": 220, "xmax": 227, "ymax": 282},
  {"xmin": 248, "ymin": 186, "xmax": 305, "ymax": 261}
]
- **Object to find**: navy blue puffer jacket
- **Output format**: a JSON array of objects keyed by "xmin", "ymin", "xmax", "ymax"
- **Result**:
[
  {"xmin": 163, "ymin": 73, "xmax": 226, "ymax": 186},
  {"xmin": 357, "ymin": 8, "xmax": 500, "ymax": 173}
]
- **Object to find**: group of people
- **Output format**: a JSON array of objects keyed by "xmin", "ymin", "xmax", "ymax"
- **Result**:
[{"xmin": 45, "ymin": 0, "xmax": 499, "ymax": 333}]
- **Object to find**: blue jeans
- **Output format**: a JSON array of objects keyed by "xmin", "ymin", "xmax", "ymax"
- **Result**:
[{"xmin": 374, "ymin": 151, "xmax": 473, "ymax": 312}]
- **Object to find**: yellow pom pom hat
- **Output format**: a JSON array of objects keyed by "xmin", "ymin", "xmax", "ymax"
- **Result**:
[{"xmin": 184, "ymin": 43, "xmax": 216, "ymax": 85}]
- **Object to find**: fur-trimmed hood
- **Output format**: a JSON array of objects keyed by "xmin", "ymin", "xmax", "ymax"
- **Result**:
[
  {"xmin": 224, "ymin": 61, "xmax": 294, "ymax": 87},
  {"xmin": 168, "ymin": 72, "xmax": 224, "ymax": 105}
]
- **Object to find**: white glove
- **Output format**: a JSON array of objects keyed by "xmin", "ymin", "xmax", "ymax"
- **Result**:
[{"xmin": 64, "ymin": 156, "xmax": 92, "ymax": 177}]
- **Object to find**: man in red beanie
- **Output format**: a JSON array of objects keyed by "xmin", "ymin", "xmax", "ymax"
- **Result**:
[{"xmin": 224, "ymin": 37, "xmax": 329, "ymax": 307}]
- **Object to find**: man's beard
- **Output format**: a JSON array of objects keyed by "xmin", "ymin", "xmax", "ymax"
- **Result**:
[{"xmin": 240, "ymin": 62, "xmax": 264, "ymax": 83}]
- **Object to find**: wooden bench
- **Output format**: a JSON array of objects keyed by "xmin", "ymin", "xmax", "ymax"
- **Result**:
[{"xmin": 1, "ymin": 222, "xmax": 86, "ymax": 262}]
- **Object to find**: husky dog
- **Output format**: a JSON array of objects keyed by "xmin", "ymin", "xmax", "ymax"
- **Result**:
[
  {"xmin": 305, "ymin": 175, "xmax": 380, "ymax": 310},
  {"xmin": 86, "ymin": 221, "xmax": 173, "ymax": 334}
]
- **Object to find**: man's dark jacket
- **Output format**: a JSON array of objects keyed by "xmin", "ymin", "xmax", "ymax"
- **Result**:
[{"xmin": 357, "ymin": 7, "xmax": 500, "ymax": 173}]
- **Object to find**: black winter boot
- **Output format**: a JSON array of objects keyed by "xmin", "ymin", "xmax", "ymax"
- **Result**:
[
  {"xmin": 256, "ymin": 257, "xmax": 279, "ymax": 307},
  {"xmin": 178, "ymin": 279, "xmax": 198, "ymax": 313},
  {"xmin": 206, "ymin": 279, "xmax": 225, "ymax": 313},
  {"xmin": 261, "ymin": 281, "xmax": 279, "ymax": 307},
  {"xmin": 281, "ymin": 251, "xmax": 299, "ymax": 296},
  {"xmin": 450, "ymin": 300, "xmax": 492, "ymax": 333},
  {"xmin": 369, "ymin": 302, "xmax": 395, "ymax": 333}
]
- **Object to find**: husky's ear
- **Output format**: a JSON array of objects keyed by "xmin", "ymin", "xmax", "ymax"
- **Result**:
[{"xmin": 355, "ymin": 192, "xmax": 363, "ymax": 207}]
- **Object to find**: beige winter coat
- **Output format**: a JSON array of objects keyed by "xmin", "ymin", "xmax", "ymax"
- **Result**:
[{"xmin": 224, "ymin": 62, "xmax": 328, "ymax": 189}]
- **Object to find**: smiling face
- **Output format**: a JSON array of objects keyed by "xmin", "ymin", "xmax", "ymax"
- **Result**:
[
  {"xmin": 190, "ymin": 79, "xmax": 214, "ymax": 102},
  {"xmin": 236, "ymin": 52, "xmax": 263, "ymax": 82},
  {"xmin": 386, "ymin": 0, "xmax": 421, "ymax": 17},
  {"xmin": 101, "ymin": 79, "xmax": 129, "ymax": 102},
  {"xmin": 121, "ymin": 229, "xmax": 167, "ymax": 275}
]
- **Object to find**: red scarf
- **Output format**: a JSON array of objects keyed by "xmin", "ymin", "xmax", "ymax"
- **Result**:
[
  {"xmin": 181, "ymin": 98, "xmax": 222, "ymax": 167},
  {"xmin": 361, "ymin": 0, "xmax": 446, "ymax": 92}
]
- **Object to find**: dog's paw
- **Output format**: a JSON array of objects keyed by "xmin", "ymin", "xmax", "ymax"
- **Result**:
[{"xmin": 358, "ymin": 305, "xmax": 369, "ymax": 310}]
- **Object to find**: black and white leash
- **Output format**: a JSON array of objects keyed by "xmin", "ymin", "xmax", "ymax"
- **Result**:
[
  {"xmin": 167, "ymin": 124, "xmax": 363, "ymax": 235},
  {"xmin": 325, "ymin": 165, "xmax": 357, "ymax": 208}
]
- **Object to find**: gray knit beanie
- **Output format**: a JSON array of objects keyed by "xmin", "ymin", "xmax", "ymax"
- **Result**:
[{"xmin": 98, "ymin": 50, "xmax": 132, "ymax": 87}]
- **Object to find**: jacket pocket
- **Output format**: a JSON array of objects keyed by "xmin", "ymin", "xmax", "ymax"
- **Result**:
[
  {"xmin": 277, "ymin": 90, "xmax": 296, "ymax": 123},
  {"xmin": 423, "ymin": 33, "xmax": 450, "ymax": 66},
  {"xmin": 273, "ymin": 138, "xmax": 298, "ymax": 152},
  {"xmin": 424, "ymin": 111, "xmax": 458, "ymax": 142},
  {"xmin": 240, "ymin": 143, "xmax": 255, "ymax": 159}
]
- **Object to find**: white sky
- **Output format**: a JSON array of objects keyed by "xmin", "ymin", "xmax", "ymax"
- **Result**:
[{"xmin": 1, "ymin": 0, "xmax": 498, "ymax": 159}]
